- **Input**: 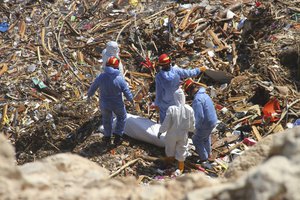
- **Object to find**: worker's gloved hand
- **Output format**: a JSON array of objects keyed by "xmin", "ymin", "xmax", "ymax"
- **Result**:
[
  {"xmin": 157, "ymin": 132, "xmax": 162, "ymax": 139},
  {"xmin": 150, "ymin": 102, "xmax": 159, "ymax": 110},
  {"xmin": 199, "ymin": 66, "xmax": 207, "ymax": 72},
  {"xmin": 131, "ymin": 100, "xmax": 136, "ymax": 107}
]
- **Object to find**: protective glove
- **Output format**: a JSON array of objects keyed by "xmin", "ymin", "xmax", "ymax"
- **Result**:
[
  {"xmin": 199, "ymin": 66, "xmax": 207, "ymax": 72},
  {"xmin": 150, "ymin": 102, "xmax": 159, "ymax": 110},
  {"xmin": 131, "ymin": 100, "xmax": 136, "ymax": 107},
  {"xmin": 157, "ymin": 132, "xmax": 162, "ymax": 139}
]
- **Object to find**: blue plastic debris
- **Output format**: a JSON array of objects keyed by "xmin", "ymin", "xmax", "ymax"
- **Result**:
[
  {"xmin": 0, "ymin": 22, "xmax": 9, "ymax": 32},
  {"xmin": 294, "ymin": 119, "xmax": 300, "ymax": 127},
  {"xmin": 237, "ymin": 18, "xmax": 247, "ymax": 30}
]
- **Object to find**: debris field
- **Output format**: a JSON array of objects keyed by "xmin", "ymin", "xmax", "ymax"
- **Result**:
[{"xmin": 0, "ymin": 0, "xmax": 299, "ymax": 182}]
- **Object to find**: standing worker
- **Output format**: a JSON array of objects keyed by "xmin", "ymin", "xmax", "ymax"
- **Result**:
[
  {"xmin": 87, "ymin": 56, "xmax": 133, "ymax": 146},
  {"xmin": 158, "ymin": 88, "xmax": 195, "ymax": 173},
  {"xmin": 184, "ymin": 79, "xmax": 218, "ymax": 163},
  {"xmin": 154, "ymin": 54, "xmax": 206, "ymax": 123},
  {"xmin": 102, "ymin": 41, "xmax": 124, "ymax": 76}
]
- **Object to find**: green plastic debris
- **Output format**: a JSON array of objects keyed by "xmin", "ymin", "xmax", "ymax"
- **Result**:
[{"xmin": 32, "ymin": 77, "xmax": 47, "ymax": 89}]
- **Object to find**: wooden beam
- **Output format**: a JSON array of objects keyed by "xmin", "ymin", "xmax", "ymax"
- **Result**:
[{"xmin": 251, "ymin": 126, "xmax": 262, "ymax": 141}]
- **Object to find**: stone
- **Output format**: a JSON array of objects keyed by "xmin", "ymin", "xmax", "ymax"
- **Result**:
[
  {"xmin": 224, "ymin": 133, "xmax": 274, "ymax": 179},
  {"xmin": 186, "ymin": 127, "xmax": 300, "ymax": 200}
]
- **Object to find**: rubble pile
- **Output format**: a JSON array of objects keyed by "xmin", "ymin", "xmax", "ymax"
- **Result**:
[{"xmin": 0, "ymin": 0, "xmax": 299, "ymax": 181}]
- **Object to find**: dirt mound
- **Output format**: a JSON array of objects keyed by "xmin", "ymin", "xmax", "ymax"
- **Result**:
[{"xmin": 224, "ymin": 133, "xmax": 274, "ymax": 180}]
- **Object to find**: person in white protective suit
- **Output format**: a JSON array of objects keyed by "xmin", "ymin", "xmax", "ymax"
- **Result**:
[
  {"xmin": 157, "ymin": 88, "xmax": 195, "ymax": 173},
  {"xmin": 102, "ymin": 41, "xmax": 124, "ymax": 76}
]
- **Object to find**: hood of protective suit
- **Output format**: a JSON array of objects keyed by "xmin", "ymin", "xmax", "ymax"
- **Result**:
[
  {"xmin": 174, "ymin": 87, "xmax": 186, "ymax": 106},
  {"xmin": 102, "ymin": 41, "xmax": 120, "ymax": 57},
  {"xmin": 104, "ymin": 66, "xmax": 120, "ymax": 76},
  {"xmin": 173, "ymin": 88, "xmax": 189, "ymax": 126}
]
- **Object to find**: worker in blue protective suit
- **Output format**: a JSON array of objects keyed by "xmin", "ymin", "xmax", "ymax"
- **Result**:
[
  {"xmin": 158, "ymin": 88, "xmax": 195, "ymax": 173},
  {"xmin": 154, "ymin": 54, "xmax": 207, "ymax": 123},
  {"xmin": 183, "ymin": 79, "xmax": 218, "ymax": 163},
  {"xmin": 87, "ymin": 56, "xmax": 133, "ymax": 146}
]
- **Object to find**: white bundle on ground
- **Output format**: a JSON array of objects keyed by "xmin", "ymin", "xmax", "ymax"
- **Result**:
[
  {"xmin": 99, "ymin": 114, "xmax": 194, "ymax": 149},
  {"xmin": 98, "ymin": 114, "xmax": 165, "ymax": 147},
  {"xmin": 124, "ymin": 114, "xmax": 165, "ymax": 147}
]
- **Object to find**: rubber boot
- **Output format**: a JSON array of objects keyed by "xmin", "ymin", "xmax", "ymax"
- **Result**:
[
  {"xmin": 113, "ymin": 134, "xmax": 123, "ymax": 146},
  {"xmin": 102, "ymin": 136, "xmax": 111, "ymax": 146},
  {"xmin": 178, "ymin": 161, "xmax": 184, "ymax": 173}
]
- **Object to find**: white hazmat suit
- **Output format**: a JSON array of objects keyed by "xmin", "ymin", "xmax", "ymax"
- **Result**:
[
  {"xmin": 159, "ymin": 88, "xmax": 195, "ymax": 162},
  {"xmin": 102, "ymin": 41, "xmax": 124, "ymax": 76}
]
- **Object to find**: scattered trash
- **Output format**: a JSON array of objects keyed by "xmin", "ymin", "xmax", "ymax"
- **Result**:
[
  {"xmin": 27, "ymin": 64, "xmax": 36, "ymax": 73},
  {"xmin": 243, "ymin": 138, "xmax": 257, "ymax": 146},
  {"xmin": 32, "ymin": 77, "xmax": 47, "ymax": 89},
  {"xmin": 237, "ymin": 18, "xmax": 247, "ymax": 30},
  {"xmin": 262, "ymin": 98, "xmax": 281, "ymax": 122},
  {"xmin": 286, "ymin": 123, "xmax": 294, "ymax": 129},
  {"xmin": 0, "ymin": 22, "xmax": 9, "ymax": 32},
  {"xmin": 226, "ymin": 10, "xmax": 236, "ymax": 19},
  {"xmin": 294, "ymin": 119, "xmax": 300, "ymax": 127}
]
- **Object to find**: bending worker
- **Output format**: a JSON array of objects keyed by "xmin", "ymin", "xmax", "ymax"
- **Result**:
[
  {"xmin": 87, "ymin": 56, "xmax": 133, "ymax": 146},
  {"xmin": 154, "ymin": 54, "xmax": 206, "ymax": 123},
  {"xmin": 184, "ymin": 79, "xmax": 218, "ymax": 163},
  {"xmin": 158, "ymin": 88, "xmax": 195, "ymax": 173}
]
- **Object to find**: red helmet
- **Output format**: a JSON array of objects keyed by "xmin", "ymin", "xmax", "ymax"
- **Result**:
[
  {"xmin": 183, "ymin": 78, "xmax": 194, "ymax": 92},
  {"xmin": 107, "ymin": 56, "xmax": 119, "ymax": 69},
  {"xmin": 158, "ymin": 54, "xmax": 171, "ymax": 65}
]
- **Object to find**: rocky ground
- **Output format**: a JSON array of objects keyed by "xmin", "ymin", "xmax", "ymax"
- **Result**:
[{"xmin": 1, "ymin": 127, "xmax": 300, "ymax": 200}]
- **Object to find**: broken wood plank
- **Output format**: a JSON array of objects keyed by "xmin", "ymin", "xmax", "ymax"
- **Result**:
[
  {"xmin": 129, "ymin": 71, "xmax": 153, "ymax": 78},
  {"xmin": 270, "ymin": 123, "xmax": 284, "ymax": 134},
  {"xmin": 193, "ymin": 81, "xmax": 207, "ymax": 88},
  {"xmin": 251, "ymin": 126, "xmax": 262, "ymax": 141},
  {"xmin": 208, "ymin": 29, "xmax": 225, "ymax": 48},
  {"xmin": 109, "ymin": 158, "xmax": 141, "ymax": 178},
  {"xmin": 0, "ymin": 63, "xmax": 8, "ymax": 76},
  {"xmin": 1, "ymin": 104, "xmax": 8, "ymax": 128},
  {"xmin": 41, "ymin": 27, "xmax": 56, "ymax": 57},
  {"xmin": 220, "ymin": 142, "xmax": 243, "ymax": 156},
  {"xmin": 232, "ymin": 42, "xmax": 237, "ymax": 66},
  {"xmin": 179, "ymin": 7, "xmax": 197, "ymax": 31},
  {"xmin": 19, "ymin": 20, "xmax": 26, "ymax": 39},
  {"xmin": 228, "ymin": 96, "xmax": 247, "ymax": 102},
  {"xmin": 223, "ymin": 22, "xmax": 228, "ymax": 31},
  {"xmin": 231, "ymin": 114, "xmax": 256, "ymax": 126}
]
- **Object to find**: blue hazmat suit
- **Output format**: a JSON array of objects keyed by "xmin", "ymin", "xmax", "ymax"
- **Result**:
[
  {"xmin": 87, "ymin": 66, "xmax": 133, "ymax": 137},
  {"xmin": 159, "ymin": 88, "xmax": 195, "ymax": 161},
  {"xmin": 192, "ymin": 87, "xmax": 218, "ymax": 161},
  {"xmin": 155, "ymin": 66, "xmax": 200, "ymax": 123}
]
